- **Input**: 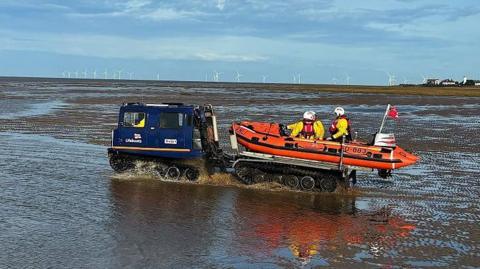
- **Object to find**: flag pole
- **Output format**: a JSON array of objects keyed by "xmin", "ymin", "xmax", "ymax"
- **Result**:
[{"xmin": 378, "ymin": 104, "xmax": 391, "ymax": 134}]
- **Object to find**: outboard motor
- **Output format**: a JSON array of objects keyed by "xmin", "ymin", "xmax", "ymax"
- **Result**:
[{"xmin": 374, "ymin": 133, "xmax": 396, "ymax": 148}]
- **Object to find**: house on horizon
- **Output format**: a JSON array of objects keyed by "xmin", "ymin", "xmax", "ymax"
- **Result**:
[
  {"xmin": 440, "ymin": 79, "xmax": 457, "ymax": 86},
  {"xmin": 425, "ymin": 78, "xmax": 440, "ymax": 86}
]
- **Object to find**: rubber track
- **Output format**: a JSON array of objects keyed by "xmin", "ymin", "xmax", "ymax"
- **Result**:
[{"xmin": 234, "ymin": 160, "xmax": 344, "ymax": 192}]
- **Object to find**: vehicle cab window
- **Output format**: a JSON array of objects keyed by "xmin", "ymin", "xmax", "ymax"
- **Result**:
[
  {"xmin": 160, "ymin": 113, "xmax": 184, "ymax": 128},
  {"xmin": 123, "ymin": 112, "xmax": 146, "ymax": 128}
]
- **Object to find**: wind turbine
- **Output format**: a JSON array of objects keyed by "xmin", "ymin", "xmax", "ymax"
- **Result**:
[
  {"xmin": 296, "ymin": 73, "xmax": 301, "ymax": 84},
  {"xmin": 83, "ymin": 69, "xmax": 88, "ymax": 79},
  {"xmin": 156, "ymin": 73, "xmax": 160, "ymax": 81},
  {"xmin": 332, "ymin": 77, "xmax": 338, "ymax": 85},
  {"xmin": 62, "ymin": 71, "xmax": 66, "ymax": 78},
  {"xmin": 104, "ymin": 69, "xmax": 108, "ymax": 79},
  {"xmin": 262, "ymin": 75, "xmax": 268, "ymax": 83},
  {"xmin": 92, "ymin": 69, "xmax": 97, "ymax": 79},
  {"xmin": 345, "ymin": 73, "xmax": 351, "ymax": 85},
  {"xmin": 234, "ymin": 71, "xmax": 243, "ymax": 82},
  {"xmin": 386, "ymin": 72, "xmax": 396, "ymax": 86},
  {"xmin": 292, "ymin": 74, "xmax": 297, "ymax": 84},
  {"xmin": 205, "ymin": 72, "xmax": 208, "ymax": 82},
  {"xmin": 129, "ymin": 72, "xmax": 134, "ymax": 80},
  {"xmin": 67, "ymin": 71, "xmax": 71, "ymax": 79},
  {"xmin": 117, "ymin": 69, "xmax": 123, "ymax": 80},
  {"xmin": 421, "ymin": 74, "xmax": 427, "ymax": 84},
  {"xmin": 74, "ymin": 71, "xmax": 79, "ymax": 79},
  {"xmin": 213, "ymin": 71, "xmax": 222, "ymax": 82}
]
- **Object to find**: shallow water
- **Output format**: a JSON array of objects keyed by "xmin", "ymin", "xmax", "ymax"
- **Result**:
[{"xmin": 0, "ymin": 78, "xmax": 479, "ymax": 268}]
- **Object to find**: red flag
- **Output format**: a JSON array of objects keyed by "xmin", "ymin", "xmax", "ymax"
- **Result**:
[{"xmin": 388, "ymin": 106, "xmax": 399, "ymax": 119}]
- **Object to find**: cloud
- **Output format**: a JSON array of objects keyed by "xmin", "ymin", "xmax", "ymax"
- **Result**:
[
  {"xmin": 140, "ymin": 8, "xmax": 203, "ymax": 21},
  {"xmin": 216, "ymin": 0, "xmax": 226, "ymax": 11},
  {"xmin": 0, "ymin": 30, "xmax": 268, "ymax": 63},
  {"xmin": 66, "ymin": 0, "xmax": 204, "ymax": 21},
  {"xmin": 195, "ymin": 52, "xmax": 266, "ymax": 62}
]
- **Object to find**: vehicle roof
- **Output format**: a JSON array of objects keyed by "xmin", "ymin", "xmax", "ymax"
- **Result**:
[{"xmin": 121, "ymin": 102, "xmax": 195, "ymax": 109}]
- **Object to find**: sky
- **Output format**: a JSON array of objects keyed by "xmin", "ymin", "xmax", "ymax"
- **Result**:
[{"xmin": 0, "ymin": 0, "xmax": 479, "ymax": 85}]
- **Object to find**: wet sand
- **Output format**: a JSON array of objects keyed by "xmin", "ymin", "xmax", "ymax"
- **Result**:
[{"xmin": 0, "ymin": 77, "xmax": 479, "ymax": 268}]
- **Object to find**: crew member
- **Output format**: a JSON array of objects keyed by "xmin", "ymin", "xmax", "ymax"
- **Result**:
[
  {"xmin": 133, "ymin": 114, "xmax": 145, "ymax": 128},
  {"xmin": 328, "ymin": 107, "xmax": 352, "ymax": 142},
  {"xmin": 287, "ymin": 111, "xmax": 325, "ymax": 140}
]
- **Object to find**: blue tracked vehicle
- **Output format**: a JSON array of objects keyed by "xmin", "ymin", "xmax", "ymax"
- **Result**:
[
  {"xmin": 107, "ymin": 103, "xmax": 228, "ymax": 181},
  {"xmin": 108, "ymin": 102, "xmax": 362, "ymax": 192}
]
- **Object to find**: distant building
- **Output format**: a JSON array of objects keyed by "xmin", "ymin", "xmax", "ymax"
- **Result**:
[
  {"xmin": 463, "ymin": 79, "xmax": 480, "ymax": 86},
  {"xmin": 440, "ymin": 79, "xmax": 457, "ymax": 86},
  {"xmin": 425, "ymin": 79, "xmax": 440, "ymax": 86}
]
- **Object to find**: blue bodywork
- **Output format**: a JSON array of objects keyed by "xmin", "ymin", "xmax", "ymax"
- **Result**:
[{"xmin": 108, "ymin": 103, "xmax": 204, "ymax": 159}]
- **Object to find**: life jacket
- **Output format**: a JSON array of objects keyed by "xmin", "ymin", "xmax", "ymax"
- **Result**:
[
  {"xmin": 300, "ymin": 121, "xmax": 315, "ymax": 138},
  {"xmin": 329, "ymin": 115, "xmax": 352, "ymax": 140}
]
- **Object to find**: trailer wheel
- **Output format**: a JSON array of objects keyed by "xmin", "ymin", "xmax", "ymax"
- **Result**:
[
  {"xmin": 166, "ymin": 166, "xmax": 181, "ymax": 180},
  {"xmin": 184, "ymin": 168, "xmax": 199, "ymax": 181},
  {"xmin": 300, "ymin": 176, "xmax": 315, "ymax": 190},
  {"xmin": 284, "ymin": 175, "xmax": 299, "ymax": 189},
  {"xmin": 319, "ymin": 177, "xmax": 337, "ymax": 192},
  {"xmin": 235, "ymin": 166, "xmax": 253, "ymax": 185},
  {"xmin": 109, "ymin": 155, "xmax": 135, "ymax": 173},
  {"xmin": 252, "ymin": 171, "xmax": 266, "ymax": 183}
]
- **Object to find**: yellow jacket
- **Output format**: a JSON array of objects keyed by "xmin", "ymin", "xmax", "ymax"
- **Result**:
[
  {"xmin": 331, "ymin": 118, "xmax": 349, "ymax": 139},
  {"xmin": 134, "ymin": 118, "xmax": 145, "ymax": 128},
  {"xmin": 288, "ymin": 121, "xmax": 325, "ymax": 140}
]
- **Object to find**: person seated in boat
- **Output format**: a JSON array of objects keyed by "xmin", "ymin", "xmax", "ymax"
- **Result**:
[
  {"xmin": 327, "ymin": 107, "xmax": 352, "ymax": 142},
  {"xmin": 287, "ymin": 111, "xmax": 325, "ymax": 140}
]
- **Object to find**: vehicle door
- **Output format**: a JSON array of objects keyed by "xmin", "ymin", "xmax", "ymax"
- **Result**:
[
  {"xmin": 156, "ymin": 111, "xmax": 187, "ymax": 149},
  {"xmin": 117, "ymin": 110, "xmax": 147, "ymax": 147}
]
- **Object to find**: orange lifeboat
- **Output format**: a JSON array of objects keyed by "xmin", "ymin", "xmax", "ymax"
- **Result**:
[{"xmin": 231, "ymin": 121, "xmax": 418, "ymax": 171}]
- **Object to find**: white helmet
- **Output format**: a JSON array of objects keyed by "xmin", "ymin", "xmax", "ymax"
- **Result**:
[
  {"xmin": 334, "ymin": 107, "xmax": 345, "ymax": 117},
  {"xmin": 303, "ymin": 111, "xmax": 316, "ymax": 121}
]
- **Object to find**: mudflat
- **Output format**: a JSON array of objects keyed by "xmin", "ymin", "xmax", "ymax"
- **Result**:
[{"xmin": 0, "ymin": 77, "xmax": 479, "ymax": 268}]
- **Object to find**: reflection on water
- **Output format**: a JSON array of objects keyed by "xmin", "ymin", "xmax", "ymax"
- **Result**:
[
  {"xmin": 0, "ymin": 100, "xmax": 65, "ymax": 119},
  {"xmin": 109, "ymin": 179, "xmax": 414, "ymax": 267}
]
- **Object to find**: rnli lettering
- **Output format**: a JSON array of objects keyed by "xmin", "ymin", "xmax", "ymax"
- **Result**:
[
  {"xmin": 164, "ymin": 139, "xmax": 177, "ymax": 145},
  {"xmin": 125, "ymin": 138, "xmax": 142, "ymax": 143}
]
